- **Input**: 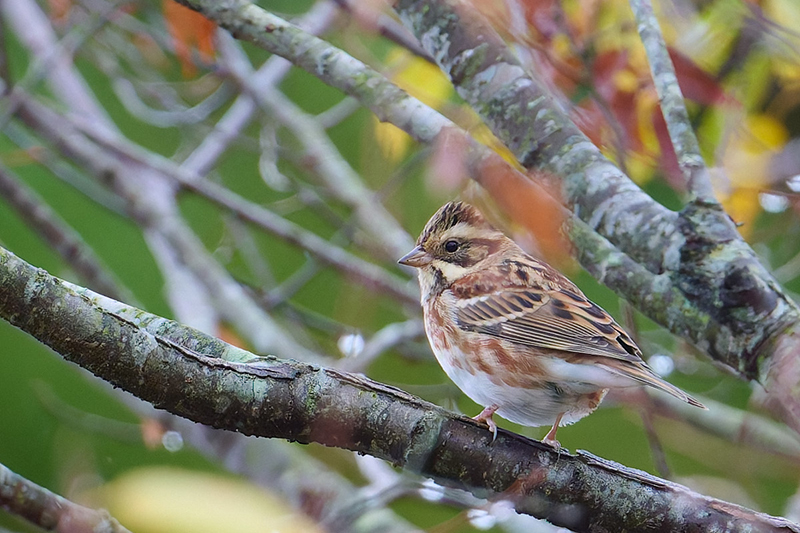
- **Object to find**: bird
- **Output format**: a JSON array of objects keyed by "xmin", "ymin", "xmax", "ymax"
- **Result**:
[{"xmin": 398, "ymin": 201, "xmax": 705, "ymax": 447}]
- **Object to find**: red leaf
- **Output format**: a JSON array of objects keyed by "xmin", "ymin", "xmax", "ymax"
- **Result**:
[
  {"xmin": 163, "ymin": 1, "xmax": 216, "ymax": 78},
  {"xmin": 669, "ymin": 47, "xmax": 731, "ymax": 106},
  {"xmin": 475, "ymin": 157, "xmax": 572, "ymax": 269}
]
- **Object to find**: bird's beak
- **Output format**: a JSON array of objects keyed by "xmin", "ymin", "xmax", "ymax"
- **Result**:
[{"xmin": 398, "ymin": 245, "xmax": 432, "ymax": 268}]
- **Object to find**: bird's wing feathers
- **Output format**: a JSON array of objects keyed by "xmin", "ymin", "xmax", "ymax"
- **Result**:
[{"xmin": 454, "ymin": 287, "xmax": 643, "ymax": 362}]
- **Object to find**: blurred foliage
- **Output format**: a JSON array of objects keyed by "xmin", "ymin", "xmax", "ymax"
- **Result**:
[{"xmin": 2, "ymin": 0, "xmax": 800, "ymax": 531}]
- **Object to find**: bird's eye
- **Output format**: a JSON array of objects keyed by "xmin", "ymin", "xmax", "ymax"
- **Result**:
[{"xmin": 444, "ymin": 240, "xmax": 459, "ymax": 253}]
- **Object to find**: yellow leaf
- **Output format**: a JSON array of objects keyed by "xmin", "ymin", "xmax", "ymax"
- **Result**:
[
  {"xmin": 677, "ymin": 0, "xmax": 744, "ymax": 72},
  {"xmin": 625, "ymin": 150, "xmax": 658, "ymax": 185},
  {"xmin": 722, "ymin": 188, "xmax": 761, "ymax": 238},
  {"xmin": 765, "ymin": 0, "xmax": 800, "ymax": 38},
  {"xmin": 722, "ymin": 114, "xmax": 787, "ymax": 189},
  {"xmin": 93, "ymin": 467, "xmax": 323, "ymax": 533},
  {"xmin": 636, "ymin": 89, "xmax": 660, "ymax": 155},
  {"xmin": 373, "ymin": 119, "xmax": 412, "ymax": 162},
  {"xmin": 469, "ymin": 123, "xmax": 520, "ymax": 168},
  {"xmin": 373, "ymin": 49, "xmax": 454, "ymax": 162},
  {"xmin": 764, "ymin": 0, "xmax": 800, "ymax": 81},
  {"xmin": 385, "ymin": 48, "xmax": 453, "ymax": 110},
  {"xmin": 613, "ymin": 69, "xmax": 639, "ymax": 94},
  {"xmin": 740, "ymin": 114, "xmax": 788, "ymax": 151}
]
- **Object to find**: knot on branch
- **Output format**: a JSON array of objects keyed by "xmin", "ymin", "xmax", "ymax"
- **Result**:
[
  {"xmin": 675, "ymin": 202, "xmax": 786, "ymax": 375},
  {"xmin": 721, "ymin": 260, "xmax": 777, "ymax": 317}
]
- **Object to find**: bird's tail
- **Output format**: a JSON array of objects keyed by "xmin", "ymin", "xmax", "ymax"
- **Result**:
[{"xmin": 605, "ymin": 360, "xmax": 707, "ymax": 409}]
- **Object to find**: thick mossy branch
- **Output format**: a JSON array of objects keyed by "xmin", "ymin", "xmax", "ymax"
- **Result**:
[
  {"xmin": 391, "ymin": 0, "xmax": 799, "ymax": 383},
  {"xmin": 1, "ymin": 246, "xmax": 797, "ymax": 532},
  {"xmin": 394, "ymin": 0, "xmax": 674, "ymax": 263},
  {"xmin": 676, "ymin": 202, "xmax": 793, "ymax": 375}
]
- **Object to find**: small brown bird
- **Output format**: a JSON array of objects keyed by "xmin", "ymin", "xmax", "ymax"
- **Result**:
[{"xmin": 399, "ymin": 201, "xmax": 705, "ymax": 447}]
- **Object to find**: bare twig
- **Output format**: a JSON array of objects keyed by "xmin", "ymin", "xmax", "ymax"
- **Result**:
[
  {"xmin": 217, "ymin": 34, "xmax": 415, "ymax": 260},
  {"xmin": 111, "ymin": 76, "xmax": 233, "ymax": 127},
  {"xmin": 17, "ymin": 95, "xmax": 417, "ymax": 305},
  {"xmin": 3, "ymin": 121, "xmax": 129, "ymax": 215},
  {"xmin": 1, "ymin": 0, "xmax": 117, "ymax": 133},
  {"xmin": 330, "ymin": 0, "xmax": 433, "ymax": 61},
  {"xmin": 0, "ymin": 461, "xmax": 131, "ymax": 533},
  {"xmin": 629, "ymin": 0, "xmax": 717, "ymax": 204},
  {"xmin": 0, "ymin": 163, "xmax": 136, "ymax": 304},
  {"xmin": 338, "ymin": 319, "xmax": 424, "ymax": 372},
  {"xmin": 3, "ymin": 0, "xmax": 219, "ymax": 337},
  {"xmin": 650, "ymin": 392, "xmax": 800, "ymax": 460},
  {"xmin": 181, "ymin": 1, "xmax": 339, "ymax": 176},
  {"xmin": 88, "ymin": 126, "xmax": 417, "ymax": 304},
  {"xmin": 16, "ymin": 96, "xmax": 325, "ymax": 361},
  {"xmin": 316, "ymin": 96, "xmax": 363, "ymax": 129}
]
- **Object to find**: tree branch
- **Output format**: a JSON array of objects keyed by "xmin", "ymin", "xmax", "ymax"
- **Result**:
[
  {"xmin": 0, "ymin": 162, "xmax": 135, "ymax": 304},
  {"xmin": 15, "ymin": 95, "xmax": 417, "ymax": 306},
  {"xmin": 182, "ymin": 1, "xmax": 339, "ymax": 176},
  {"xmin": 629, "ymin": 0, "xmax": 717, "ymax": 204},
  {"xmin": 217, "ymin": 33, "xmax": 414, "ymax": 261},
  {"xmin": 0, "ymin": 461, "xmax": 131, "ymax": 532},
  {"xmin": 0, "ymin": 246, "xmax": 796, "ymax": 533}
]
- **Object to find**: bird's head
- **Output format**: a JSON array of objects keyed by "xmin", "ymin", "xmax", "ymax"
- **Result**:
[{"xmin": 398, "ymin": 202, "xmax": 510, "ymax": 298}]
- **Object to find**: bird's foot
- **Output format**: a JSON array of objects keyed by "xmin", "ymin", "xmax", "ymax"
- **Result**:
[
  {"xmin": 542, "ymin": 435, "xmax": 562, "ymax": 451},
  {"xmin": 542, "ymin": 413, "xmax": 563, "ymax": 450},
  {"xmin": 474, "ymin": 405, "xmax": 499, "ymax": 441}
]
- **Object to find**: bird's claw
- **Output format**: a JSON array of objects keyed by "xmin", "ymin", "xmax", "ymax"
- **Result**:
[{"xmin": 474, "ymin": 405, "xmax": 499, "ymax": 442}]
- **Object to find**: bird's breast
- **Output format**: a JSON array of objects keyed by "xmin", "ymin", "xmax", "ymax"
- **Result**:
[{"xmin": 424, "ymin": 293, "xmax": 548, "ymax": 388}]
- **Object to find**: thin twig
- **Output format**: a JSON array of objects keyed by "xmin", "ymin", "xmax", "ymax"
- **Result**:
[
  {"xmin": 0, "ymin": 461, "xmax": 132, "ymax": 533},
  {"xmin": 316, "ymin": 96, "xmax": 363, "ymax": 129},
  {"xmin": 181, "ymin": 1, "xmax": 339, "ymax": 176},
  {"xmin": 0, "ymin": 0, "xmax": 119, "ymax": 134},
  {"xmin": 649, "ymin": 392, "xmax": 800, "ymax": 460},
  {"xmin": 330, "ymin": 0, "xmax": 433, "ymax": 62},
  {"xmin": 338, "ymin": 319, "xmax": 424, "ymax": 372},
  {"xmin": 22, "ymin": 97, "xmax": 418, "ymax": 305},
  {"xmin": 0, "ymin": 162, "xmax": 136, "ymax": 304},
  {"xmin": 3, "ymin": 121, "xmax": 129, "ymax": 215},
  {"xmin": 217, "ymin": 33, "xmax": 415, "ymax": 260},
  {"xmin": 629, "ymin": 0, "xmax": 718, "ymax": 204},
  {"xmin": 16, "ymin": 96, "xmax": 325, "ymax": 361},
  {"xmin": 111, "ymin": 76, "xmax": 234, "ymax": 127}
]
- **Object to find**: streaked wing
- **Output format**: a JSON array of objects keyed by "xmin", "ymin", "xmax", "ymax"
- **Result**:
[{"xmin": 455, "ymin": 287, "xmax": 643, "ymax": 362}]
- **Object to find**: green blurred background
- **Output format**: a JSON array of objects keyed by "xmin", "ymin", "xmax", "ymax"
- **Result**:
[{"xmin": 2, "ymin": 0, "xmax": 800, "ymax": 531}]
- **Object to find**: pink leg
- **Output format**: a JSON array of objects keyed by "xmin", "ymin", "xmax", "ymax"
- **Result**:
[
  {"xmin": 543, "ymin": 413, "xmax": 564, "ymax": 450},
  {"xmin": 474, "ymin": 404, "xmax": 499, "ymax": 441}
]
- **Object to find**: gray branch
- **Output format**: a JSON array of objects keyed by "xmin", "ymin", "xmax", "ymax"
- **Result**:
[
  {"xmin": 629, "ymin": 0, "xmax": 717, "ymax": 204},
  {"xmin": 0, "ymin": 461, "xmax": 131, "ymax": 532}
]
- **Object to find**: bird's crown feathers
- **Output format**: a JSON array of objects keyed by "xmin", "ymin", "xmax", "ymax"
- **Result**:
[{"xmin": 418, "ymin": 201, "xmax": 495, "ymax": 245}]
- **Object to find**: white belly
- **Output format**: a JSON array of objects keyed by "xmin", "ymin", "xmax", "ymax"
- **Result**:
[
  {"xmin": 430, "ymin": 343, "xmax": 632, "ymax": 428},
  {"xmin": 442, "ymin": 361, "xmax": 571, "ymax": 426}
]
